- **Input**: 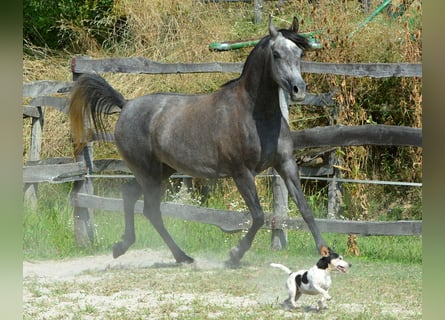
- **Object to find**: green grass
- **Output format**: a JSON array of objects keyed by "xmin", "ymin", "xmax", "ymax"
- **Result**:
[{"xmin": 23, "ymin": 184, "xmax": 422, "ymax": 264}]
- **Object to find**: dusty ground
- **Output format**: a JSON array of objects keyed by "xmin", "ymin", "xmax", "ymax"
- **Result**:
[{"xmin": 23, "ymin": 248, "xmax": 422, "ymax": 319}]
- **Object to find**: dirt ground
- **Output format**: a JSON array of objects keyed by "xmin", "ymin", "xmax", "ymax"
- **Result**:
[
  {"xmin": 23, "ymin": 248, "xmax": 422, "ymax": 319},
  {"xmin": 23, "ymin": 249, "xmax": 269, "ymax": 319}
]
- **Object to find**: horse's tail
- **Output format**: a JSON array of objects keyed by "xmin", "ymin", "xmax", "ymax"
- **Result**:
[
  {"xmin": 270, "ymin": 263, "xmax": 292, "ymax": 274},
  {"xmin": 69, "ymin": 73, "xmax": 127, "ymax": 156}
]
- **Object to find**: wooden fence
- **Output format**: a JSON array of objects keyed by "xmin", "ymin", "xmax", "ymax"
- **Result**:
[{"xmin": 23, "ymin": 56, "xmax": 422, "ymax": 247}]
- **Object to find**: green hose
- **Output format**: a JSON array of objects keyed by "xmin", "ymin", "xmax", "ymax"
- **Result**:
[
  {"xmin": 209, "ymin": 31, "xmax": 323, "ymax": 51},
  {"xmin": 348, "ymin": 0, "xmax": 392, "ymax": 38}
]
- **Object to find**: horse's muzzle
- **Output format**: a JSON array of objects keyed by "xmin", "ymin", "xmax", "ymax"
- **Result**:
[{"xmin": 290, "ymin": 84, "xmax": 306, "ymax": 102}]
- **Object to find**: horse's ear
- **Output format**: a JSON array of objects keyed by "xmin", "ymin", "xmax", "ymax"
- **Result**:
[
  {"xmin": 269, "ymin": 15, "xmax": 278, "ymax": 38},
  {"xmin": 320, "ymin": 245, "xmax": 330, "ymax": 257},
  {"xmin": 289, "ymin": 16, "xmax": 299, "ymax": 33}
]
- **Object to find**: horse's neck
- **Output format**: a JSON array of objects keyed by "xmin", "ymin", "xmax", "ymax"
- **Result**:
[{"xmin": 240, "ymin": 61, "xmax": 281, "ymax": 117}]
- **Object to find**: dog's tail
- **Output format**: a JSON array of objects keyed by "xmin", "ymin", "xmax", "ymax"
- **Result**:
[{"xmin": 270, "ymin": 263, "xmax": 292, "ymax": 274}]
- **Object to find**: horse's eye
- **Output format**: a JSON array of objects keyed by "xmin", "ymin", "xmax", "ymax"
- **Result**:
[{"xmin": 273, "ymin": 51, "xmax": 280, "ymax": 59}]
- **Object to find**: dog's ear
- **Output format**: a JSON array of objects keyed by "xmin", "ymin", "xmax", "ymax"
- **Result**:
[{"xmin": 320, "ymin": 245, "xmax": 330, "ymax": 257}]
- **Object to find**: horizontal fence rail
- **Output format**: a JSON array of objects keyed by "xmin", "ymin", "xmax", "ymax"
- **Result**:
[
  {"xmin": 70, "ymin": 56, "xmax": 422, "ymax": 78},
  {"xmin": 72, "ymin": 193, "xmax": 422, "ymax": 236}
]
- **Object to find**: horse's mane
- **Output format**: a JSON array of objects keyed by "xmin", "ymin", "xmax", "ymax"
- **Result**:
[
  {"xmin": 222, "ymin": 28, "xmax": 310, "ymax": 88},
  {"xmin": 276, "ymin": 28, "xmax": 311, "ymax": 51}
]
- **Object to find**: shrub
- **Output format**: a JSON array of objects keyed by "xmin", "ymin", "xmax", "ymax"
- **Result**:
[{"xmin": 23, "ymin": 0, "xmax": 123, "ymax": 52}]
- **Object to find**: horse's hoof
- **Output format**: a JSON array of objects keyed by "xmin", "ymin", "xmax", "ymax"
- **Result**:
[
  {"xmin": 226, "ymin": 247, "xmax": 242, "ymax": 268},
  {"xmin": 112, "ymin": 242, "xmax": 126, "ymax": 259},
  {"xmin": 177, "ymin": 255, "xmax": 194, "ymax": 264}
]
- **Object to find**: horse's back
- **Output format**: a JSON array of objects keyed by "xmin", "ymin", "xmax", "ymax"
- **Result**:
[{"xmin": 115, "ymin": 92, "xmax": 243, "ymax": 177}]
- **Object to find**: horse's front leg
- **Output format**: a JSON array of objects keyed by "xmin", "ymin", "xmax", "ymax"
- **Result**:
[
  {"xmin": 113, "ymin": 179, "xmax": 142, "ymax": 258},
  {"xmin": 275, "ymin": 159, "xmax": 327, "ymax": 252},
  {"xmin": 229, "ymin": 170, "xmax": 265, "ymax": 267}
]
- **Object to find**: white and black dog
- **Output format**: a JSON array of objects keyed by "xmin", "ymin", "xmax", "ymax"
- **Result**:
[{"xmin": 271, "ymin": 246, "xmax": 351, "ymax": 310}]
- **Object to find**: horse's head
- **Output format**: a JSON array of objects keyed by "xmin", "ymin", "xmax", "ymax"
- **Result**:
[{"xmin": 268, "ymin": 17, "xmax": 308, "ymax": 102}]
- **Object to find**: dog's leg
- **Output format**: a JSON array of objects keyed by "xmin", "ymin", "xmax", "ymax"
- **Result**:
[
  {"xmin": 313, "ymin": 285, "xmax": 331, "ymax": 301},
  {"xmin": 314, "ymin": 286, "xmax": 330, "ymax": 310},
  {"xmin": 311, "ymin": 284, "xmax": 331, "ymax": 311},
  {"xmin": 284, "ymin": 278, "xmax": 299, "ymax": 309},
  {"xmin": 318, "ymin": 295, "xmax": 329, "ymax": 310},
  {"xmin": 293, "ymin": 291, "xmax": 302, "ymax": 308}
]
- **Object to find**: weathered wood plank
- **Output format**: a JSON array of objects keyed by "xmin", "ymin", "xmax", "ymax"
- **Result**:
[
  {"xmin": 29, "ymin": 96, "xmax": 70, "ymax": 113},
  {"xmin": 89, "ymin": 158, "xmax": 332, "ymax": 177},
  {"xmin": 23, "ymin": 81, "xmax": 74, "ymax": 97},
  {"xmin": 23, "ymin": 106, "xmax": 41, "ymax": 118},
  {"xmin": 93, "ymin": 159, "xmax": 131, "ymax": 173},
  {"xmin": 22, "ymin": 92, "xmax": 332, "ymax": 118},
  {"xmin": 71, "ymin": 56, "xmax": 242, "ymax": 75},
  {"xmin": 70, "ymin": 56, "xmax": 421, "ymax": 78},
  {"xmin": 71, "ymin": 193, "xmax": 251, "ymax": 232},
  {"xmin": 24, "ymin": 107, "xmax": 44, "ymax": 206},
  {"xmin": 269, "ymin": 216, "xmax": 422, "ymax": 236},
  {"xmin": 301, "ymin": 62, "xmax": 422, "ymax": 78},
  {"xmin": 23, "ymin": 162, "xmax": 87, "ymax": 183},
  {"xmin": 26, "ymin": 157, "xmax": 74, "ymax": 166},
  {"xmin": 92, "ymin": 125, "xmax": 421, "ymax": 151},
  {"xmin": 292, "ymin": 125, "xmax": 422, "ymax": 148},
  {"xmin": 72, "ymin": 193, "xmax": 422, "ymax": 236},
  {"xmin": 71, "ymin": 143, "xmax": 96, "ymax": 246}
]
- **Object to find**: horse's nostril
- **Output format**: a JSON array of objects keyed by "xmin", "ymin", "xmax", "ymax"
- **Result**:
[{"xmin": 293, "ymin": 86, "xmax": 299, "ymax": 94}]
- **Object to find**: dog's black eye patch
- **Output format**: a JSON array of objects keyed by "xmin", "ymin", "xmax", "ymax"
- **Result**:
[
  {"xmin": 316, "ymin": 257, "xmax": 330, "ymax": 269},
  {"xmin": 302, "ymin": 271, "xmax": 309, "ymax": 284},
  {"xmin": 295, "ymin": 274, "xmax": 302, "ymax": 287}
]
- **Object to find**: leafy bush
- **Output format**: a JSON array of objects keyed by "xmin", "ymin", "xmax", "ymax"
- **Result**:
[{"xmin": 23, "ymin": 0, "xmax": 123, "ymax": 52}]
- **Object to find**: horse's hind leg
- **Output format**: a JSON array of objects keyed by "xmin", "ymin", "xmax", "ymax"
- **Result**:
[
  {"xmin": 229, "ymin": 171, "xmax": 265, "ymax": 266},
  {"xmin": 113, "ymin": 178, "xmax": 142, "ymax": 258},
  {"xmin": 140, "ymin": 175, "xmax": 194, "ymax": 264}
]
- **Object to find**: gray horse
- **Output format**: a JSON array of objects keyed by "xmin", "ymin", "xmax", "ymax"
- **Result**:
[{"xmin": 69, "ymin": 17, "xmax": 327, "ymax": 267}]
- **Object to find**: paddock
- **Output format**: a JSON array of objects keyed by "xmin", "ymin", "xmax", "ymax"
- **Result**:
[{"xmin": 23, "ymin": 247, "xmax": 421, "ymax": 319}]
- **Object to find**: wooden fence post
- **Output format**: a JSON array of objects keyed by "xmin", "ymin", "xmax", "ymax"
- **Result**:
[
  {"xmin": 327, "ymin": 102, "xmax": 343, "ymax": 218},
  {"xmin": 23, "ymin": 106, "xmax": 44, "ymax": 208},
  {"xmin": 327, "ymin": 152, "xmax": 344, "ymax": 219},
  {"xmin": 71, "ymin": 144, "xmax": 95, "ymax": 247},
  {"xmin": 254, "ymin": 0, "xmax": 263, "ymax": 24},
  {"xmin": 270, "ymin": 88, "xmax": 290, "ymax": 250},
  {"xmin": 70, "ymin": 64, "xmax": 95, "ymax": 246},
  {"xmin": 271, "ymin": 169, "xmax": 288, "ymax": 250}
]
